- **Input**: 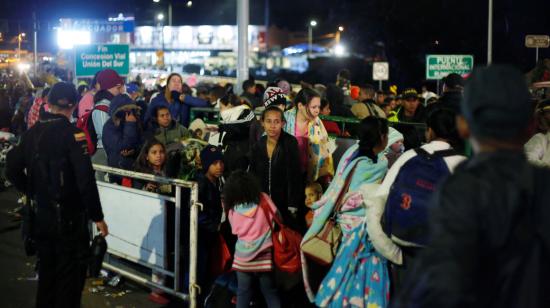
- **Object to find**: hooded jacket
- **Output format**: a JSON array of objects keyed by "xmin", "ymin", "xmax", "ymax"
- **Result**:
[{"xmin": 102, "ymin": 95, "xmax": 142, "ymax": 170}]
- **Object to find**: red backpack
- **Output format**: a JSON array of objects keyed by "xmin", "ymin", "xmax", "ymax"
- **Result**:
[{"xmin": 76, "ymin": 105, "xmax": 109, "ymax": 155}]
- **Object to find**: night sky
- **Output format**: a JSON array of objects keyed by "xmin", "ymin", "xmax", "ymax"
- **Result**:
[{"xmin": 1, "ymin": 0, "xmax": 549, "ymax": 85}]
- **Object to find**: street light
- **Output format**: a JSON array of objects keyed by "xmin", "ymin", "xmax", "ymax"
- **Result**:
[
  {"xmin": 336, "ymin": 26, "xmax": 344, "ymax": 44},
  {"xmin": 187, "ymin": 1, "xmax": 193, "ymax": 7},
  {"xmin": 157, "ymin": 13, "xmax": 164, "ymax": 21},
  {"xmin": 17, "ymin": 33, "xmax": 26, "ymax": 60},
  {"xmin": 153, "ymin": 0, "xmax": 160, "ymax": 2},
  {"xmin": 308, "ymin": 20, "xmax": 317, "ymax": 58}
]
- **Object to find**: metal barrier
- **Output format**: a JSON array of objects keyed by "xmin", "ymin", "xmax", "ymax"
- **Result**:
[{"xmin": 92, "ymin": 164, "xmax": 202, "ymax": 308}]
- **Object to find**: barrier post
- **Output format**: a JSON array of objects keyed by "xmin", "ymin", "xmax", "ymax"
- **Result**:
[
  {"xmin": 189, "ymin": 183, "xmax": 201, "ymax": 308},
  {"xmin": 174, "ymin": 186, "xmax": 182, "ymax": 293}
]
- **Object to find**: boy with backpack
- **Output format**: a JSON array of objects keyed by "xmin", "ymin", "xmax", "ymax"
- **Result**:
[{"xmin": 368, "ymin": 108, "xmax": 466, "ymax": 293}]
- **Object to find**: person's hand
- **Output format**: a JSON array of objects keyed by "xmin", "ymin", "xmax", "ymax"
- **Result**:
[
  {"xmin": 178, "ymin": 94, "xmax": 186, "ymax": 102},
  {"xmin": 120, "ymin": 149, "xmax": 135, "ymax": 157},
  {"xmin": 125, "ymin": 112, "xmax": 137, "ymax": 123},
  {"xmin": 144, "ymin": 183, "xmax": 158, "ymax": 192},
  {"xmin": 95, "ymin": 220, "xmax": 109, "ymax": 237}
]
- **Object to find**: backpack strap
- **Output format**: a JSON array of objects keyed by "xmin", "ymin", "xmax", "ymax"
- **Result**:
[{"xmin": 414, "ymin": 147, "xmax": 457, "ymax": 159}]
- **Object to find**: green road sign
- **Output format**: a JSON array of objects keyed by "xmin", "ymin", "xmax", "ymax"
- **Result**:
[
  {"xmin": 75, "ymin": 44, "xmax": 129, "ymax": 77},
  {"xmin": 426, "ymin": 54, "xmax": 474, "ymax": 80}
]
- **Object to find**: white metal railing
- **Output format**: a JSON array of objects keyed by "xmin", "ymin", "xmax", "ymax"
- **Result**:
[{"xmin": 92, "ymin": 164, "xmax": 202, "ymax": 308}]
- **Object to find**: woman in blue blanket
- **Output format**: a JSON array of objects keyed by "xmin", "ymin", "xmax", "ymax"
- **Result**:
[{"xmin": 301, "ymin": 116, "xmax": 391, "ymax": 307}]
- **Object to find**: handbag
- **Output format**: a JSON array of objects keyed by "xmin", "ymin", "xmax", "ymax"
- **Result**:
[
  {"xmin": 259, "ymin": 195, "xmax": 303, "ymax": 273},
  {"xmin": 210, "ymin": 233, "xmax": 232, "ymax": 277},
  {"xmin": 301, "ymin": 167, "xmax": 356, "ymax": 266}
]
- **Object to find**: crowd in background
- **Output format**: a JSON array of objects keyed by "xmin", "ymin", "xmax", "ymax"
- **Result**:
[{"xmin": 2, "ymin": 64, "xmax": 550, "ymax": 308}]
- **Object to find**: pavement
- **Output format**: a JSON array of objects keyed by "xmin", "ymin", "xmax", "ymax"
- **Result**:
[{"xmin": 0, "ymin": 187, "xmax": 186, "ymax": 308}]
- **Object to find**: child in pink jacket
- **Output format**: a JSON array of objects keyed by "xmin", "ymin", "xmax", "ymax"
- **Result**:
[{"xmin": 224, "ymin": 171, "xmax": 281, "ymax": 308}]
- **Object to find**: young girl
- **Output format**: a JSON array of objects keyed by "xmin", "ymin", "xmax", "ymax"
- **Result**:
[
  {"xmin": 284, "ymin": 88, "xmax": 334, "ymax": 184},
  {"xmin": 132, "ymin": 139, "xmax": 170, "ymax": 305},
  {"xmin": 133, "ymin": 139, "xmax": 168, "ymax": 193},
  {"xmin": 224, "ymin": 171, "xmax": 281, "ymax": 308},
  {"xmin": 248, "ymin": 106, "xmax": 303, "ymax": 231}
]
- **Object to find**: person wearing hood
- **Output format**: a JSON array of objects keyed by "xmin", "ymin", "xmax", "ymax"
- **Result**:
[
  {"xmin": 145, "ymin": 73, "xmax": 210, "ymax": 128},
  {"xmin": 102, "ymin": 94, "xmax": 142, "ymax": 179},
  {"xmin": 216, "ymin": 88, "xmax": 255, "ymax": 177},
  {"xmin": 224, "ymin": 170, "xmax": 281, "ymax": 308},
  {"xmin": 384, "ymin": 126, "xmax": 405, "ymax": 168}
]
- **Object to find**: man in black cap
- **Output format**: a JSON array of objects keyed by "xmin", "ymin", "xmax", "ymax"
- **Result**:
[
  {"xmin": 394, "ymin": 65, "xmax": 550, "ymax": 307},
  {"xmin": 430, "ymin": 73, "xmax": 465, "ymax": 114},
  {"xmin": 6, "ymin": 82, "xmax": 109, "ymax": 307}
]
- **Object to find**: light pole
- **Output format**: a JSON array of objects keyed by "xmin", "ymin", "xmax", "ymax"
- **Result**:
[
  {"xmin": 153, "ymin": 0, "xmax": 172, "ymax": 26},
  {"xmin": 17, "ymin": 33, "xmax": 26, "ymax": 60},
  {"xmin": 487, "ymin": 0, "xmax": 493, "ymax": 64},
  {"xmin": 308, "ymin": 20, "xmax": 317, "ymax": 58},
  {"xmin": 336, "ymin": 25, "xmax": 344, "ymax": 45},
  {"xmin": 157, "ymin": 13, "xmax": 165, "ymax": 68}
]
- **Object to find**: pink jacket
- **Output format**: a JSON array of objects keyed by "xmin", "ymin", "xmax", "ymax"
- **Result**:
[{"xmin": 228, "ymin": 193, "xmax": 277, "ymax": 261}]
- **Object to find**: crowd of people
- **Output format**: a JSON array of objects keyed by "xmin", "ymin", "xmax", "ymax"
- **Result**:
[{"xmin": 3, "ymin": 63, "xmax": 550, "ymax": 308}]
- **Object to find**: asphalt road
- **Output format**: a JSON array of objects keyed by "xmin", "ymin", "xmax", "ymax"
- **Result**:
[{"xmin": 0, "ymin": 187, "xmax": 185, "ymax": 308}]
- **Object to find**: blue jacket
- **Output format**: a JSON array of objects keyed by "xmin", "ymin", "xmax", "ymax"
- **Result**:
[
  {"xmin": 145, "ymin": 92, "xmax": 210, "ymax": 128},
  {"xmin": 102, "ymin": 95, "xmax": 142, "ymax": 170}
]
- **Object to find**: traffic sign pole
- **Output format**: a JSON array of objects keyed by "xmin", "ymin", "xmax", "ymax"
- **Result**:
[
  {"xmin": 379, "ymin": 80, "xmax": 382, "ymax": 91},
  {"xmin": 536, "ymin": 47, "xmax": 539, "ymax": 64}
]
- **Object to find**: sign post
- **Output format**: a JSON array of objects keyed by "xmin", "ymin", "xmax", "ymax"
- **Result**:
[
  {"xmin": 372, "ymin": 62, "xmax": 389, "ymax": 90},
  {"xmin": 525, "ymin": 35, "xmax": 550, "ymax": 65},
  {"xmin": 74, "ymin": 44, "xmax": 130, "ymax": 77},
  {"xmin": 426, "ymin": 55, "xmax": 474, "ymax": 80}
]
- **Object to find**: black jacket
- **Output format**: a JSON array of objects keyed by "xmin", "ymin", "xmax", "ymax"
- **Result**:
[
  {"xmin": 6, "ymin": 113, "xmax": 104, "ymax": 238},
  {"xmin": 248, "ymin": 132, "xmax": 304, "ymax": 225},
  {"xmin": 394, "ymin": 151, "xmax": 550, "ymax": 308},
  {"xmin": 196, "ymin": 173, "xmax": 223, "ymax": 234}
]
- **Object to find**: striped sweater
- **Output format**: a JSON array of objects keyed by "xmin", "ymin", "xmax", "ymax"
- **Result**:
[{"xmin": 228, "ymin": 193, "xmax": 277, "ymax": 272}]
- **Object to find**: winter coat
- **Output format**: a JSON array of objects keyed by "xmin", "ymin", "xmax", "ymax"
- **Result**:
[
  {"xmin": 147, "ymin": 119, "xmax": 191, "ymax": 147},
  {"xmin": 196, "ymin": 173, "xmax": 223, "ymax": 233},
  {"xmin": 248, "ymin": 132, "xmax": 304, "ymax": 226},
  {"xmin": 394, "ymin": 151, "xmax": 550, "ymax": 308},
  {"xmin": 102, "ymin": 97, "xmax": 142, "ymax": 170}
]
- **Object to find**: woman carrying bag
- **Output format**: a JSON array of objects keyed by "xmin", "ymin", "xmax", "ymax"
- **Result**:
[{"xmin": 301, "ymin": 117, "xmax": 391, "ymax": 307}]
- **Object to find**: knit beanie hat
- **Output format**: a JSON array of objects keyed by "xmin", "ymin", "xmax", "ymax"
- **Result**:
[
  {"xmin": 97, "ymin": 69, "xmax": 124, "ymax": 91},
  {"xmin": 263, "ymin": 87, "xmax": 286, "ymax": 108},
  {"xmin": 48, "ymin": 82, "xmax": 78, "ymax": 108},
  {"xmin": 200, "ymin": 145, "xmax": 223, "ymax": 172},
  {"xmin": 461, "ymin": 65, "xmax": 532, "ymax": 139}
]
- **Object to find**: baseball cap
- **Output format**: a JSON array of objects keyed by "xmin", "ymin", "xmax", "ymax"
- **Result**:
[
  {"xmin": 48, "ymin": 82, "xmax": 78, "ymax": 108},
  {"xmin": 401, "ymin": 88, "xmax": 419, "ymax": 100},
  {"xmin": 443, "ymin": 73, "xmax": 464, "ymax": 90}
]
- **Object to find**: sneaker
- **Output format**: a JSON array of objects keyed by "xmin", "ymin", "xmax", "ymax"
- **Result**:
[{"xmin": 148, "ymin": 292, "xmax": 170, "ymax": 305}]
